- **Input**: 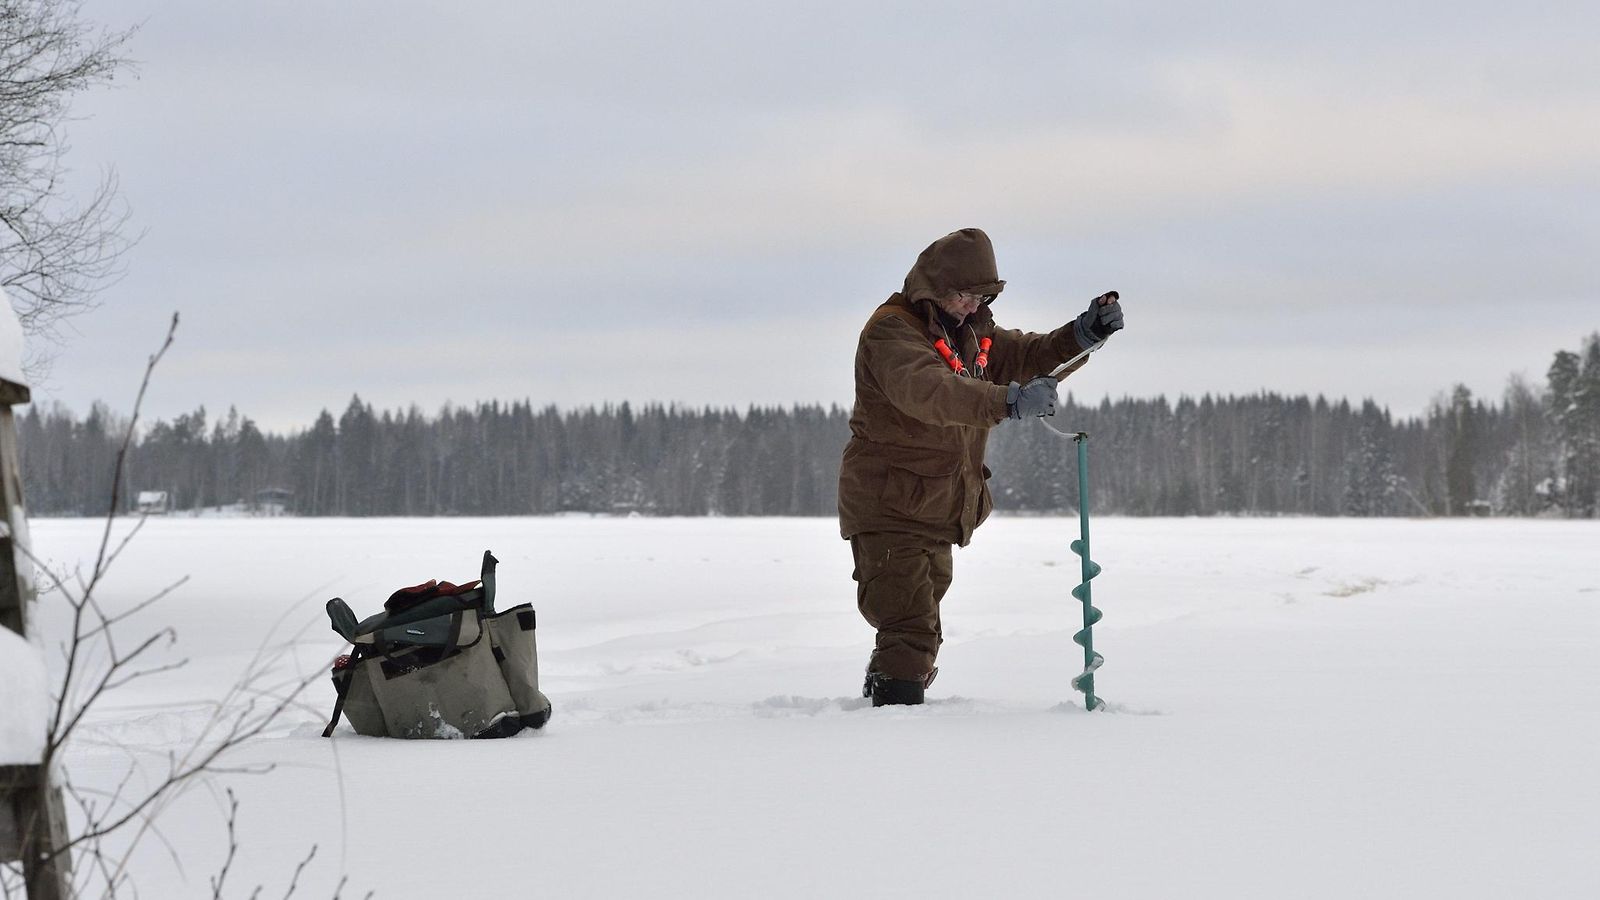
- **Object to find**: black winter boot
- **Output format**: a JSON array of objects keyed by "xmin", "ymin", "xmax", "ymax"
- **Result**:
[{"xmin": 864, "ymin": 672, "xmax": 925, "ymax": 707}]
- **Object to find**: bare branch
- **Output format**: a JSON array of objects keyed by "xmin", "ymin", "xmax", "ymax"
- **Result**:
[
  {"xmin": 54, "ymin": 663, "xmax": 325, "ymax": 862},
  {"xmin": 1, "ymin": 0, "xmax": 140, "ymax": 368},
  {"xmin": 81, "ymin": 574, "xmax": 189, "ymax": 639},
  {"xmin": 21, "ymin": 311, "xmax": 359, "ymax": 896},
  {"xmin": 101, "ymin": 656, "xmax": 187, "ymax": 691},
  {"xmin": 89, "ymin": 313, "xmax": 177, "ymax": 581},
  {"xmin": 279, "ymin": 844, "xmax": 317, "ymax": 900},
  {"xmin": 207, "ymin": 789, "xmax": 240, "ymax": 900},
  {"xmin": 95, "ymin": 513, "xmax": 151, "ymax": 582},
  {"xmin": 46, "ymin": 626, "xmax": 178, "ymax": 756}
]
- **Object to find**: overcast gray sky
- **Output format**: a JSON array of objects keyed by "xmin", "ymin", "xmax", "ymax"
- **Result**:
[{"xmin": 30, "ymin": 1, "xmax": 1600, "ymax": 431}]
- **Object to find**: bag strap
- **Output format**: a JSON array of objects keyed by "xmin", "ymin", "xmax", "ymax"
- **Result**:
[
  {"xmin": 322, "ymin": 674, "xmax": 348, "ymax": 738},
  {"xmin": 322, "ymin": 648, "xmax": 364, "ymax": 738},
  {"xmin": 444, "ymin": 610, "xmax": 465, "ymax": 654},
  {"xmin": 481, "ymin": 550, "xmax": 499, "ymax": 613}
]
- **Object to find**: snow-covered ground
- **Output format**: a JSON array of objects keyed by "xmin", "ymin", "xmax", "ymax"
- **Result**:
[
  {"xmin": 21, "ymin": 516, "xmax": 1600, "ymax": 898},
  {"xmin": 0, "ymin": 627, "xmax": 46, "ymax": 765}
]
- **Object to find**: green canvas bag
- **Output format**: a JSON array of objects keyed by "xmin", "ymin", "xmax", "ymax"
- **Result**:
[{"xmin": 322, "ymin": 550, "xmax": 552, "ymax": 739}]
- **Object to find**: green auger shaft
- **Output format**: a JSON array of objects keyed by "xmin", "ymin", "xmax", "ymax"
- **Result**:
[{"xmin": 1069, "ymin": 432, "xmax": 1106, "ymax": 711}]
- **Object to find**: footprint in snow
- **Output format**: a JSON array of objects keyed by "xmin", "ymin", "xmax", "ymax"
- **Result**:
[
  {"xmin": 1050, "ymin": 701, "xmax": 1164, "ymax": 716},
  {"xmin": 754, "ymin": 695, "xmax": 871, "ymax": 716},
  {"xmin": 1323, "ymin": 577, "xmax": 1385, "ymax": 597}
]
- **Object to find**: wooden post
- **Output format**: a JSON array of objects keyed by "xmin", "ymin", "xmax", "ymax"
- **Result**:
[
  {"xmin": 1, "ymin": 763, "xmax": 70, "ymax": 900},
  {"xmin": 0, "ymin": 380, "xmax": 28, "ymax": 636},
  {"xmin": 0, "ymin": 343, "xmax": 70, "ymax": 897}
]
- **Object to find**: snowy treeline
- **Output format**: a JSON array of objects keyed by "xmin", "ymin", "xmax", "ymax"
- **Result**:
[
  {"xmin": 19, "ymin": 334, "xmax": 1600, "ymax": 518},
  {"xmin": 22, "ymin": 402, "xmax": 848, "ymax": 517}
]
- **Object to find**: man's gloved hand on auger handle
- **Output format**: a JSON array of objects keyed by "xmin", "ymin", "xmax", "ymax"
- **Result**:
[
  {"xmin": 1006, "ymin": 376, "xmax": 1058, "ymax": 420},
  {"xmin": 1072, "ymin": 291, "xmax": 1123, "ymax": 348}
]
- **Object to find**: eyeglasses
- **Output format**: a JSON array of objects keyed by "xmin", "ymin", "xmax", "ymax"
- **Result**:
[{"xmin": 958, "ymin": 292, "xmax": 997, "ymax": 306}]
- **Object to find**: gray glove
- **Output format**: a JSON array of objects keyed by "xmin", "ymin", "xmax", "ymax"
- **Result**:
[
  {"xmin": 1072, "ymin": 291, "xmax": 1123, "ymax": 347},
  {"xmin": 1006, "ymin": 376, "xmax": 1058, "ymax": 419}
]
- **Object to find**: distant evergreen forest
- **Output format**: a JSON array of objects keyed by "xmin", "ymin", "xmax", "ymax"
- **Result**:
[{"xmin": 18, "ymin": 333, "xmax": 1600, "ymax": 519}]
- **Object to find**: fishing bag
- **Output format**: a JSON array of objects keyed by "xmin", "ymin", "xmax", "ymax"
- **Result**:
[{"xmin": 322, "ymin": 550, "xmax": 552, "ymax": 739}]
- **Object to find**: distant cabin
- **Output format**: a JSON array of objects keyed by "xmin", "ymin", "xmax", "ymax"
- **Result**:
[
  {"xmin": 254, "ymin": 487, "xmax": 292, "ymax": 514},
  {"xmin": 135, "ymin": 490, "xmax": 170, "ymax": 515}
]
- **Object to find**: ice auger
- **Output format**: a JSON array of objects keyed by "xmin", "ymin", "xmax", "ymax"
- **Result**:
[
  {"xmin": 1068, "ymin": 432, "xmax": 1105, "ymax": 711},
  {"xmin": 1036, "ymin": 422, "xmax": 1108, "ymax": 710},
  {"xmin": 1042, "ymin": 339, "xmax": 1110, "ymax": 711}
]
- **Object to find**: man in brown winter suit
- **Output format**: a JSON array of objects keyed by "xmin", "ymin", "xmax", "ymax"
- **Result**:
[{"xmin": 838, "ymin": 227, "xmax": 1124, "ymax": 706}]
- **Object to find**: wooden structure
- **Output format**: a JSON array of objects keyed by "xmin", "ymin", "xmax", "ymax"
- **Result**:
[
  {"xmin": 0, "ymin": 290, "xmax": 69, "ymax": 899},
  {"xmin": 134, "ymin": 490, "xmax": 169, "ymax": 515}
]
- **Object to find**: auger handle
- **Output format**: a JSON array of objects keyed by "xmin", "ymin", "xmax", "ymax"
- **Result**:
[
  {"xmin": 1049, "ymin": 291, "xmax": 1118, "ymax": 380},
  {"xmin": 1049, "ymin": 344, "xmax": 1100, "ymax": 380}
]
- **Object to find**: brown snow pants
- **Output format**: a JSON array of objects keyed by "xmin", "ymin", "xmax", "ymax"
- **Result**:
[{"xmin": 850, "ymin": 531, "xmax": 953, "ymax": 681}]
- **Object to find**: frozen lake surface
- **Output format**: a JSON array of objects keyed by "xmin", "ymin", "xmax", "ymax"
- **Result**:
[{"xmin": 22, "ymin": 516, "xmax": 1600, "ymax": 898}]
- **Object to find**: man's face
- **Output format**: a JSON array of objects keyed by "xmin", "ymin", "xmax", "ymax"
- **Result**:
[{"xmin": 933, "ymin": 291, "xmax": 986, "ymax": 323}]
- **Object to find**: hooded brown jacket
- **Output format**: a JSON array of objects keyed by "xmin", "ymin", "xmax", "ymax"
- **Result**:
[{"xmin": 838, "ymin": 228, "xmax": 1090, "ymax": 546}]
